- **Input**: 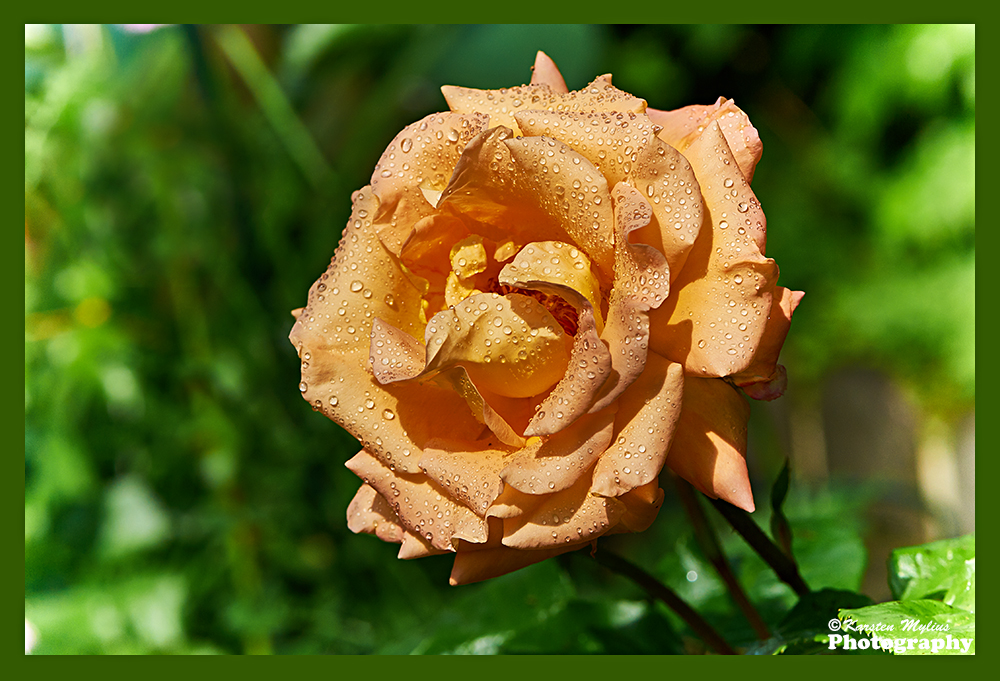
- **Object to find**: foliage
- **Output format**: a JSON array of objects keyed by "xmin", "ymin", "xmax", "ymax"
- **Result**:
[{"xmin": 25, "ymin": 24, "xmax": 974, "ymax": 654}]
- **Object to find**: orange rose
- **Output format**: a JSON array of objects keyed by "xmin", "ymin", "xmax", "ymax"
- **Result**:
[{"xmin": 290, "ymin": 52, "xmax": 802, "ymax": 585}]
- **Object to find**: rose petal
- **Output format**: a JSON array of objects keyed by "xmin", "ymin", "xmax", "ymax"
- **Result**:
[
  {"xmin": 369, "ymin": 317, "xmax": 426, "ymax": 384},
  {"xmin": 647, "ymin": 97, "xmax": 763, "ymax": 184},
  {"xmin": 449, "ymin": 543, "xmax": 583, "ymax": 586},
  {"xmin": 499, "ymin": 240, "xmax": 604, "ymax": 331},
  {"xmin": 398, "ymin": 531, "xmax": 448, "ymax": 559},
  {"xmin": 501, "ymin": 471, "xmax": 626, "ymax": 549},
  {"xmin": 626, "ymin": 137, "xmax": 704, "ymax": 282},
  {"xmin": 529, "ymin": 51, "xmax": 568, "ymax": 93},
  {"xmin": 442, "ymin": 74, "xmax": 646, "ymax": 137},
  {"xmin": 429, "ymin": 365, "xmax": 527, "ymax": 448},
  {"xmin": 370, "ymin": 318, "xmax": 528, "ymax": 447},
  {"xmin": 591, "ymin": 351, "xmax": 684, "ymax": 497},
  {"xmin": 610, "ymin": 480, "xmax": 665, "ymax": 534},
  {"xmin": 498, "ymin": 240, "xmax": 613, "ymax": 436},
  {"xmin": 290, "ymin": 188, "xmax": 483, "ymax": 473},
  {"xmin": 514, "ymin": 110, "xmax": 660, "ymax": 188},
  {"xmin": 485, "ymin": 485, "xmax": 546, "ymax": 520},
  {"xmin": 370, "ymin": 112, "xmax": 491, "ymax": 254},
  {"xmin": 438, "ymin": 126, "xmax": 614, "ymax": 284},
  {"xmin": 523, "ymin": 306, "xmax": 611, "ymax": 436},
  {"xmin": 346, "ymin": 483, "xmax": 405, "ymax": 544},
  {"xmin": 420, "ymin": 440, "xmax": 517, "ymax": 516},
  {"xmin": 501, "ymin": 409, "xmax": 615, "ymax": 494},
  {"xmin": 665, "ymin": 377, "xmax": 754, "ymax": 512},
  {"xmin": 346, "ymin": 449, "xmax": 488, "ymax": 550},
  {"xmin": 730, "ymin": 287, "xmax": 804, "ymax": 395},
  {"xmin": 589, "ymin": 183, "xmax": 672, "ymax": 414},
  {"xmin": 648, "ymin": 122, "xmax": 779, "ymax": 378}
]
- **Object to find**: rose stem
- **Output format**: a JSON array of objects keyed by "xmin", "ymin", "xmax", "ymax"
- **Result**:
[
  {"xmin": 590, "ymin": 548, "xmax": 737, "ymax": 655},
  {"xmin": 671, "ymin": 476, "xmax": 772, "ymax": 641},
  {"xmin": 706, "ymin": 497, "xmax": 811, "ymax": 597}
]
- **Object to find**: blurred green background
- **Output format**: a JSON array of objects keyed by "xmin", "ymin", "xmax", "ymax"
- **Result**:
[{"xmin": 25, "ymin": 24, "xmax": 974, "ymax": 654}]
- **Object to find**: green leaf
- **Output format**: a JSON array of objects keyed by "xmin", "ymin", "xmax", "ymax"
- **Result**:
[
  {"xmin": 745, "ymin": 588, "xmax": 875, "ymax": 655},
  {"xmin": 769, "ymin": 459, "xmax": 793, "ymax": 557},
  {"xmin": 888, "ymin": 533, "xmax": 975, "ymax": 608},
  {"xmin": 839, "ymin": 600, "xmax": 975, "ymax": 655}
]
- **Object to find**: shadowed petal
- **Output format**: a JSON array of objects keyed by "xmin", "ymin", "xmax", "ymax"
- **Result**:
[
  {"xmin": 648, "ymin": 122, "xmax": 779, "ymax": 378},
  {"xmin": 421, "ymin": 440, "xmax": 517, "ymax": 516},
  {"xmin": 398, "ymin": 531, "xmax": 448, "ymax": 559},
  {"xmin": 449, "ymin": 543, "xmax": 584, "ymax": 585},
  {"xmin": 502, "ymin": 471, "xmax": 626, "ymax": 549},
  {"xmin": 590, "ymin": 183, "xmax": 672, "ymax": 414},
  {"xmin": 610, "ymin": 480, "xmax": 665, "ymax": 534},
  {"xmin": 731, "ymin": 288, "xmax": 804, "ymax": 398},
  {"xmin": 501, "ymin": 409, "xmax": 615, "ymax": 494},
  {"xmin": 665, "ymin": 377, "xmax": 754, "ymax": 512},
  {"xmin": 591, "ymin": 352, "xmax": 684, "ymax": 497}
]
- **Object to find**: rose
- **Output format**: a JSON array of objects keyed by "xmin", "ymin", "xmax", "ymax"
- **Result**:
[{"xmin": 290, "ymin": 52, "xmax": 802, "ymax": 585}]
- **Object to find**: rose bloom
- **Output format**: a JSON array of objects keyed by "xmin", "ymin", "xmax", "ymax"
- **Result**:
[{"xmin": 290, "ymin": 52, "xmax": 802, "ymax": 585}]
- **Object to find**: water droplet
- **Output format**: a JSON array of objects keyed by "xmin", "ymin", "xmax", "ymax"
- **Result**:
[
  {"xmin": 365, "ymin": 399, "xmax": 375, "ymax": 409},
  {"xmin": 329, "ymin": 396, "xmax": 339, "ymax": 407},
  {"xmin": 697, "ymin": 340, "xmax": 706, "ymax": 348},
  {"xmin": 733, "ymin": 274, "xmax": 743, "ymax": 284},
  {"xmin": 400, "ymin": 137, "xmax": 412, "ymax": 153},
  {"xmin": 350, "ymin": 280, "xmax": 363, "ymax": 292},
  {"xmin": 719, "ymin": 221, "xmax": 728, "ymax": 229},
  {"xmin": 299, "ymin": 382, "xmax": 308, "ymax": 392},
  {"xmin": 383, "ymin": 409, "xmax": 395, "ymax": 420},
  {"xmin": 737, "ymin": 202, "xmax": 749, "ymax": 213},
  {"xmin": 724, "ymin": 178, "xmax": 734, "ymax": 188}
]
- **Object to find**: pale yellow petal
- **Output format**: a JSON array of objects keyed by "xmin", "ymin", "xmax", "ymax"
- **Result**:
[
  {"xmin": 664, "ymin": 377, "xmax": 754, "ymax": 512},
  {"xmin": 591, "ymin": 352, "xmax": 684, "ymax": 498},
  {"xmin": 648, "ymin": 122, "xmax": 779, "ymax": 378},
  {"xmin": 370, "ymin": 112, "xmax": 490, "ymax": 254},
  {"xmin": 501, "ymin": 409, "xmax": 615, "ymax": 494}
]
